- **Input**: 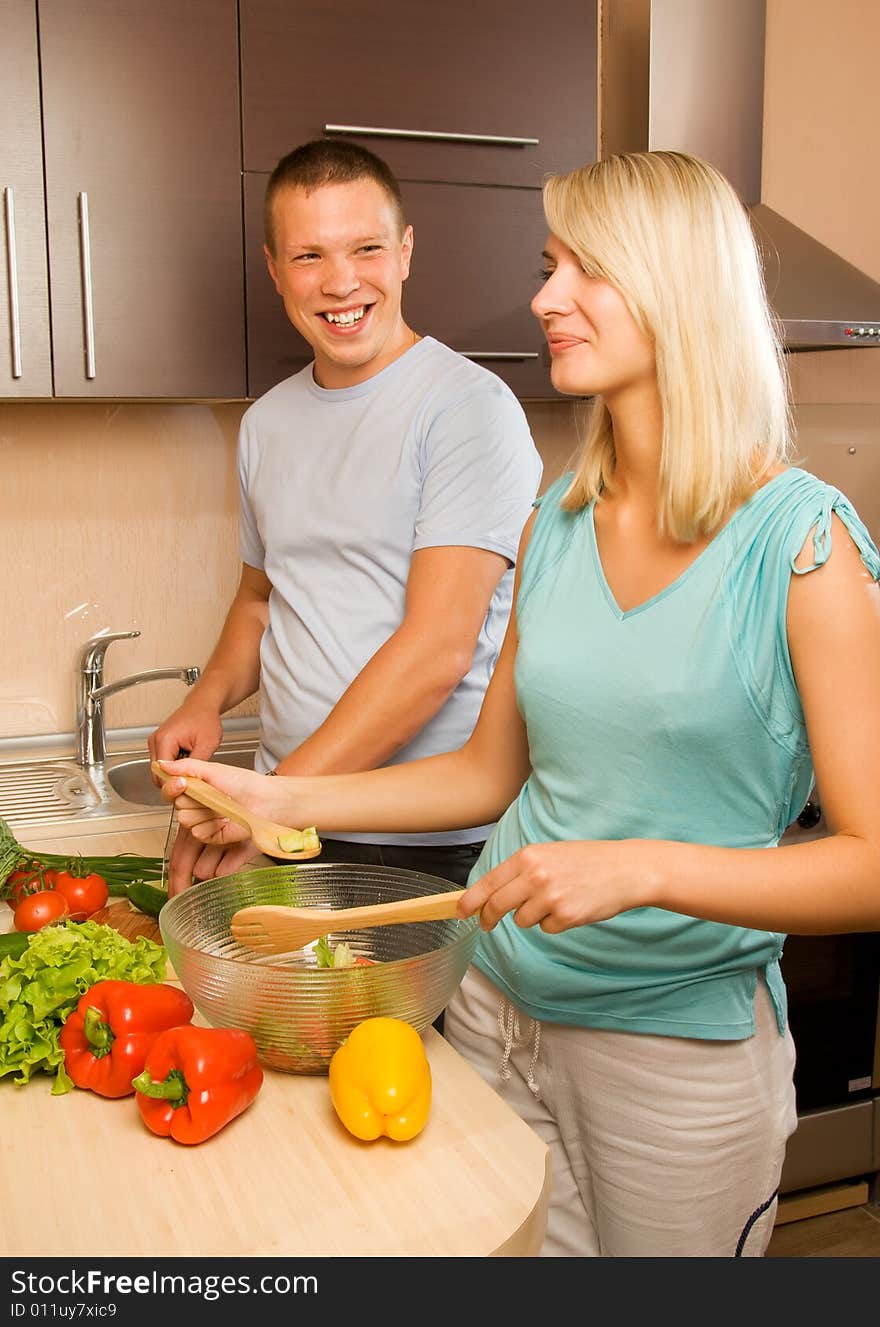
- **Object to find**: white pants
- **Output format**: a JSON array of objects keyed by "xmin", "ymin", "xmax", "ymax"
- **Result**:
[{"xmin": 444, "ymin": 967, "xmax": 798, "ymax": 1257}]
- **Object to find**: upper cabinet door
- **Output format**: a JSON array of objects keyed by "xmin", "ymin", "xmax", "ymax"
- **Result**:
[
  {"xmin": 38, "ymin": 0, "xmax": 245, "ymax": 398},
  {"xmin": 0, "ymin": 1, "xmax": 52, "ymax": 397},
  {"xmin": 240, "ymin": 0, "xmax": 597, "ymax": 188}
]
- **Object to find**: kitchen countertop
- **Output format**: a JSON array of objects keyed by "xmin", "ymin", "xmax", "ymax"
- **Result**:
[{"xmin": 0, "ymin": 819, "xmax": 551, "ymax": 1258}]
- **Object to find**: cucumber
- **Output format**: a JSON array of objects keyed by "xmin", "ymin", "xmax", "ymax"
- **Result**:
[
  {"xmin": 0, "ymin": 931, "xmax": 31, "ymax": 960},
  {"xmin": 277, "ymin": 826, "xmax": 320, "ymax": 854},
  {"xmin": 106, "ymin": 879, "xmax": 133, "ymax": 898},
  {"xmin": 127, "ymin": 882, "xmax": 169, "ymax": 918}
]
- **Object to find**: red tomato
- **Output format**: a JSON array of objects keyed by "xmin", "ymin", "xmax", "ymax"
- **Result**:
[
  {"xmin": 53, "ymin": 870, "xmax": 109, "ymax": 921},
  {"xmin": 13, "ymin": 890, "xmax": 70, "ymax": 932},
  {"xmin": 5, "ymin": 864, "xmax": 57, "ymax": 909}
]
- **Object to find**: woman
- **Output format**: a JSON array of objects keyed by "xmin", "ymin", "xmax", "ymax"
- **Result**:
[{"xmin": 159, "ymin": 152, "xmax": 880, "ymax": 1257}]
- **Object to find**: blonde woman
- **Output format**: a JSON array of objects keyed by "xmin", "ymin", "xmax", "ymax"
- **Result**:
[{"xmin": 159, "ymin": 152, "xmax": 880, "ymax": 1257}]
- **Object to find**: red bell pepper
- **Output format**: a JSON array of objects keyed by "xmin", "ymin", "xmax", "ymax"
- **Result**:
[
  {"xmin": 131, "ymin": 1025, "xmax": 263, "ymax": 1144},
  {"xmin": 59, "ymin": 980, "xmax": 195, "ymax": 1098}
]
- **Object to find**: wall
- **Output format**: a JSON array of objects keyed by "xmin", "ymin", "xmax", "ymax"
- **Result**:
[
  {"xmin": 3, "ymin": 0, "xmax": 877, "ymax": 744},
  {"xmin": 0, "ymin": 402, "xmax": 248, "ymax": 738},
  {"xmin": 762, "ymin": 0, "xmax": 880, "ymax": 529},
  {"xmin": 0, "ymin": 398, "xmax": 579, "ymax": 741},
  {"xmin": 763, "ymin": 0, "xmax": 880, "ymax": 283}
]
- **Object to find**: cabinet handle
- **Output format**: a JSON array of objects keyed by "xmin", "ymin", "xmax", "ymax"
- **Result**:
[
  {"xmin": 77, "ymin": 191, "xmax": 96, "ymax": 380},
  {"xmin": 460, "ymin": 352, "xmax": 540, "ymax": 361},
  {"xmin": 3, "ymin": 188, "xmax": 22, "ymax": 379},
  {"xmin": 323, "ymin": 123, "xmax": 539, "ymax": 148}
]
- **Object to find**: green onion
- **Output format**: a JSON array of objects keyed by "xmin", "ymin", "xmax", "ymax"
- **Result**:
[{"xmin": 0, "ymin": 814, "xmax": 165, "ymax": 900}]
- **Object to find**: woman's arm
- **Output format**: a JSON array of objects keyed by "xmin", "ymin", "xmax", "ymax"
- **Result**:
[
  {"xmin": 462, "ymin": 514, "xmax": 880, "ymax": 936},
  {"xmin": 160, "ymin": 515, "xmax": 537, "ymax": 846}
]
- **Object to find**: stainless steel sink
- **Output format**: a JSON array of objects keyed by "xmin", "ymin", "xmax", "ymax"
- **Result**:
[
  {"xmin": 106, "ymin": 747, "xmax": 256, "ymax": 807},
  {"xmin": 0, "ymin": 740, "xmax": 257, "ymax": 831}
]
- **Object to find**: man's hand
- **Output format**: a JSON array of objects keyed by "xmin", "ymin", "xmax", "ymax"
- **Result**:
[
  {"xmin": 147, "ymin": 700, "xmax": 224, "ymax": 772},
  {"xmin": 167, "ymin": 823, "xmax": 261, "ymax": 896},
  {"xmin": 158, "ymin": 758, "xmax": 271, "ymax": 894}
]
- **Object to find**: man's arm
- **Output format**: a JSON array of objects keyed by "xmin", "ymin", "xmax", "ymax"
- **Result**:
[
  {"xmin": 148, "ymin": 562, "xmax": 271, "ymax": 762},
  {"xmin": 274, "ymin": 544, "xmax": 509, "ymax": 776}
]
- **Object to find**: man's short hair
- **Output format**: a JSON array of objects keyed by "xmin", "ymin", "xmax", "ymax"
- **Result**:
[{"xmin": 264, "ymin": 139, "xmax": 406, "ymax": 252}]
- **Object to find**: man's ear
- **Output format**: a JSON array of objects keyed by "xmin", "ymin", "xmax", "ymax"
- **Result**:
[
  {"xmin": 264, "ymin": 245, "xmax": 281, "ymax": 294},
  {"xmin": 400, "ymin": 224, "xmax": 414, "ymax": 282}
]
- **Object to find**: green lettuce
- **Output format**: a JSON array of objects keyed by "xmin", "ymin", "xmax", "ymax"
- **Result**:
[
  {"xmin": 313, "ymin": 934, "xmax": 355, "ymax": 968},
  {"xmin": 0, "ymin": 920, "xmax": 167, "ymax": 1094}
]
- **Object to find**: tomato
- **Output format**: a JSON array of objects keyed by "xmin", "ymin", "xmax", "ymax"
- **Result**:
[
  {"xmin": 13, "ymin": 890, "xmax": 70, "ymax": 932},
  {"xmin": 5, "ymin": 864, "xmax": 57, "ymax": 909},
  {"xmin": 53, "ymin": 870, "xmax": 109, "ymax": 921}
]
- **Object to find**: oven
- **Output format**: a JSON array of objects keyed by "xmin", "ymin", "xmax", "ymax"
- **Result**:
[{"xmin": 777, "ymin": 793, "xmax": 880, "ymax": 1195}]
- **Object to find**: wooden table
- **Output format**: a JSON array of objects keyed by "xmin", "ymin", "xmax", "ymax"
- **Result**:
[{"xmin": 1, "ymin": 819, "xmax": 550, "ymax": 1258}]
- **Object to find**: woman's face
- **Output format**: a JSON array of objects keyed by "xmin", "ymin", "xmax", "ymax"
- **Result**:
[{"xmin": 531, "ymin": 234, "xmax": 656, "ymax": 401}]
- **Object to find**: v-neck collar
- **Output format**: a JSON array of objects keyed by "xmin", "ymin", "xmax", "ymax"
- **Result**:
[{"xmin": 586, "ymin": 469, "xmax": 797, "ymax": 621}]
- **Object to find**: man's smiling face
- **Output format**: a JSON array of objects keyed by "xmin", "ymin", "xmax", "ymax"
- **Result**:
[{"xmin": 265, "ymin": 178, "xmax": 414, "ymax": 389}]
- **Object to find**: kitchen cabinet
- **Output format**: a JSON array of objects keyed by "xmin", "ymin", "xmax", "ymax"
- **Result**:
[
  {"xmin": 240, "ymin": 0, "xmax": 597, "ymax": 398},
  {"xmin": 240, "ymin": 0, "xmax": 597, "ymax": 188},
  {"xmin": 0, "ymin": 0, "xmax": 52, "ymax": 396},
  {"xmin": 4, "ymin": 0, "xmax": 245, "ymax": 399},
  {"xmin": 5, "ymin": 1, "xmax": 597, "ymax": 402}
]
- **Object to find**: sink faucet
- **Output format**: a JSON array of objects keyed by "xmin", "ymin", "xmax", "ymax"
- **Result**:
[{"xmin": 76, "ymin": 630, "xmax": 200, "ymax": 767}]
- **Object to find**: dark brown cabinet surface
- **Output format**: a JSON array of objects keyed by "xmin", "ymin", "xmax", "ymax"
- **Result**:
[
  {"xmin": 33, "ymin": 0, "xmax": 245, "ymax": 398},
  {"xmin": 240, "ymin": 0, "xmax": 597, "ymax": 399},
  {"xmin": 1, "ymin": 0, "xmax": 52, "ymax": 396},
  {"xmin": 245, "ymin": 175, "xmax": 552, "ymax": 399},
  {"xmin": 5, "ymin": 0, "xmax": 596, "ymax": 402},
  {"xmin": 240, "ymin": 0, "xmax": 597, "ymax": 189}
]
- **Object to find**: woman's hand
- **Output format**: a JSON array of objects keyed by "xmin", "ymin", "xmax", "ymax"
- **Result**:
[
  {"xmin": 459, "ymin": 839, "xmax": 659, "ymax": 933},
  {"xmin": 156, "ymin": 757, "xmax": 276, "ymax": 845}
]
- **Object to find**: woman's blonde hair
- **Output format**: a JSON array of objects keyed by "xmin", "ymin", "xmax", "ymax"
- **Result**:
[{"xmin": 543, "ymin": 151, "xmax": 792, "ymax": 540}]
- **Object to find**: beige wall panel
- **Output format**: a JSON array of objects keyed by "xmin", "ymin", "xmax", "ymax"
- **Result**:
[
  {"xmin": 763, "ymin": 0, "xmax": 880, "ymax": 283},
  {"xmin": 792, "ymin": 404, "xmax": 880, "ymax": 543},
  {"xmin": 787, "ymin": 349, "xmax": 880, "ymax": 405},
  {"xmin": 0, "ymin": 400, "xmax": 577, "ymax": 742},
  {"xmin": 763, "ymin": 1, "xmax": 880, "ymax": 406},
  {"xmin": 0, "ymin": 403, "xmax": 253, "ymax": 738}
]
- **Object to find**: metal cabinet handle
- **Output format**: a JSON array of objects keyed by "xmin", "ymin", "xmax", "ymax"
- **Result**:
[
  {"xmin": 3, "ymin": 187, "xmax": 22, "ymax": 379},
  {"xmin": 77, "ymin": 191, "xmax": 96, "ymax": 380},
  {"xmin": 323, "ymin": 123, "xmax": 538, "ymax": 148},
  {"xmin": 460, "ymin": 352, "xmax": 540, "ymax": 361}
]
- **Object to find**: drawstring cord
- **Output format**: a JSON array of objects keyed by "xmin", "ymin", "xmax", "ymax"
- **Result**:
[{"xmin": 497, "ymin": 997, "xmax": 542, "ymax": 1097}]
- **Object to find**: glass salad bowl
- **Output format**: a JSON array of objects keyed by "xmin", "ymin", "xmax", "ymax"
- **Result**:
[{"xmin": 159, "ymin": 863, "xmax": 479, "ymax": 1074}]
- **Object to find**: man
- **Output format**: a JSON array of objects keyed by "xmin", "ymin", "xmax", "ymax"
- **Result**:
[{"xmin": 149, "ymin": 138, "xmax": 541, "ymax": 895}]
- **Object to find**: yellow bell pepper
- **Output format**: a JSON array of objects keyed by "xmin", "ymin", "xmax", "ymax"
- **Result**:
[{"xmin": 329, "ymin": 1017, "xmax": 432, "ymax": 1142}]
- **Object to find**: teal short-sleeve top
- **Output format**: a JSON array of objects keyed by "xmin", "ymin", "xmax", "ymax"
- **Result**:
[{"xmin": 472, "ymin": 467, "xmax": 880, "ymax": 1039}]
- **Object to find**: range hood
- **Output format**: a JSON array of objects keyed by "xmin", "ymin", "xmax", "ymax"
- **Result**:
[
  {"xmin": 600, "ymin": 0, "xmax": 880, "ymax": 350},
  {"xmin": 748, "ymin": 204, "xmax": 880, "ymax": 350}
]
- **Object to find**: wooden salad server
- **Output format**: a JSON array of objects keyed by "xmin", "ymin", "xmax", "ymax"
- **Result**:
[
  {"xmin": 229, "ymin": 888, "xmax": 468, "ymax": 955},
  {"xmin": 150, "ymin": 761, "xmax": 322, "ymax": 862}
]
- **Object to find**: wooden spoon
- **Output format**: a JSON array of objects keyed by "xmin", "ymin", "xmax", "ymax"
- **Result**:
[
  {"xmin": 150, "ymin": 761, "xmax": 322, "ymax": 862},
  {"xmin": 230, "ymin": 888, "xmax": 467, "ymax": 955}
]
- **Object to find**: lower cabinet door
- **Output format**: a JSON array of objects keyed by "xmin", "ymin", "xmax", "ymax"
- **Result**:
[{"xmin": 245, "ymin": 175, "xmax": 553, "ymax": 401}]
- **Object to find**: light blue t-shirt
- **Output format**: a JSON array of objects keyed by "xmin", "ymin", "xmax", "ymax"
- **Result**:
[
  {"xmin": 237, "ymin": 336, "xmax": 543, "ymax": 845},
  {"xmin": 473, "ymin": 467, "xmax": 880, "ymax": 1037}
]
